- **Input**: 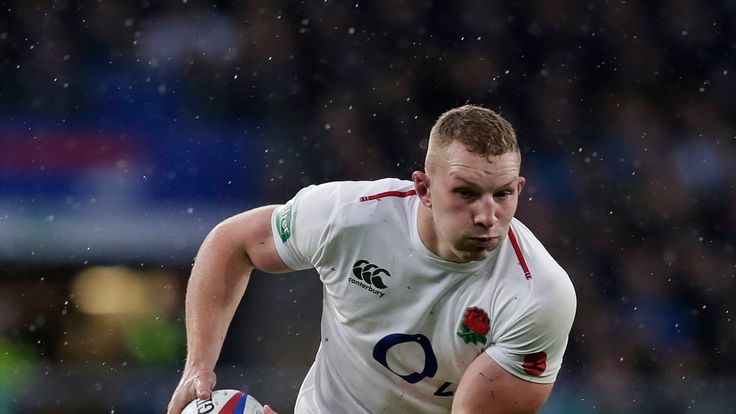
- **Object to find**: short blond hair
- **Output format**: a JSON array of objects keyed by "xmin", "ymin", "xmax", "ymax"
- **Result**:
[{"xmin": 426, "ymin": 105, "xmax": 519, "ymax": 168}]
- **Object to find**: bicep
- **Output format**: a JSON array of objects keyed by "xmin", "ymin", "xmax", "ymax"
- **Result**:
[
  {"xmin": 217, "ymin": 205, "xmax": 292, "ymax": 274},
  {"xmin": 452, "ymin": 353, "xmax": 553, "ymax": 414}
]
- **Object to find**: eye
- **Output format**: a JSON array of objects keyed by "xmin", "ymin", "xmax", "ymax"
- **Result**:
[
  {"xmin": 495, "ymin": 189, "xmax": 513, "ymax": 199},
  {"xmin": 454, "ymin": 188, "xmax": 476, "ymax": 199}
]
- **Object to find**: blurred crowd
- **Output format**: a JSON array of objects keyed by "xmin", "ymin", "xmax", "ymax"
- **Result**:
[{"xmin": 1, "ymin": 0, "xmax": 735, "ymax": 412}]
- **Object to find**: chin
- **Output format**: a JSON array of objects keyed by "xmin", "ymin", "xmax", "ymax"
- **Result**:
[{"xmin": 454, "ymin": 248, "xmax": 492, "ymax": 263}]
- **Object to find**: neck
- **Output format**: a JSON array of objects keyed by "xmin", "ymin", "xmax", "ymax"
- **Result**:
[{"xmin": 416, "ymin": 202, "xmax": 447, "ymax": 260}]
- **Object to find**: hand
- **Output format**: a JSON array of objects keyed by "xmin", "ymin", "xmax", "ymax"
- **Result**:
[
  {"xmin": 264, "ymin": 405, "xmax": 279, "ymax": 414},
  {"xmin": 167, "ymin": 367, "xmax": 217, "ymax": 414}
]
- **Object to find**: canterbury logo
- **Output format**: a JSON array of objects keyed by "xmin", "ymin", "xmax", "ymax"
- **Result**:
[
  {"xmin": 349, "ymin": 260, "xmax": 391, "ymax": 297},
  {"xmin": 352, "ymin": 260, "xmax": 391, "ymax": 288}
]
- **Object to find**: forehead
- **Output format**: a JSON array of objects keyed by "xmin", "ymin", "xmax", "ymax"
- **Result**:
[{"xmin": 441, "ymin": 141, "xmax": 520, "ymax": 179}]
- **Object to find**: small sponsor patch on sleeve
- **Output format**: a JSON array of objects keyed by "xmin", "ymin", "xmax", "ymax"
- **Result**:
[
  {"xmin": 522, "ymin": 351, "xmax": 547, "ymax": 376},
  {"xmin": 275, "ymin": 202, "xmax": 293, "ymax": 242}
]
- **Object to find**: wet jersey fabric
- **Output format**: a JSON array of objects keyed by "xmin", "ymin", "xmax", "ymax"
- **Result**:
[{"xmin": 270, "ymin": 178, "xmax": 576, "ymax": 414}]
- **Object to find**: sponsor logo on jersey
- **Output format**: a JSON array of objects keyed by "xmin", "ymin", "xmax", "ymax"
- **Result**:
[
  {"xmin": 276, "ymin": 202, "xmax": 293, "ymax": 242},
  {"xmin": 349, "ymin": 259, "xmax": 390, "ymax": 297},
  {"xmin": 457, "ymin": 307, "xmax": 490, "ymax": 345}
]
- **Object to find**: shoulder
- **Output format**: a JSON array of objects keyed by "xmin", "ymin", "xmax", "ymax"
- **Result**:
[
  {"xmin": 295, "ymin": 178, "xmax": 413, "ymax": 207},
  {"xmin": 486, "ymin": 218, "xmax": 576, "ymax": 383},
  {"xmin": 508, "ymin": 218, "xmax": 576, "ymax": 315},
  {"xmin": 285, "ymin": 178, "xmax": 416, "ymax": 238},
  {"xmin": 272, "ymin": 179, "xmax": 413, "ymax": 269}
]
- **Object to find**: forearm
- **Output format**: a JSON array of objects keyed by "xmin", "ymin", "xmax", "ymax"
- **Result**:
[
  {"xmin": 184, "ymin": 221, "xmax": 254, "ymax": 371},
  {"xmin": 168, "ymin": 206, "xmax": 288, "ymax": 413}
]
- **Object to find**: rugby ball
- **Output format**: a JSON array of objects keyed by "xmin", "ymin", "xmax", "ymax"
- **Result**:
[{"xmin": 182, "ymin": 389, "xmax": 264, "ymax": 414}]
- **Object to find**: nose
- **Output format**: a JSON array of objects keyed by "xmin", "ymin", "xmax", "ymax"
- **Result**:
[{"xmin": 472, "ymin": 196, "xmax": 498, "ymax": 228}]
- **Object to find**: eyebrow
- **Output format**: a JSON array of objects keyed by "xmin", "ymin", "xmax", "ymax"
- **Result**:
[{"xmin": 450, "ymin": 175, "xmax": 516, "ymax": 189}]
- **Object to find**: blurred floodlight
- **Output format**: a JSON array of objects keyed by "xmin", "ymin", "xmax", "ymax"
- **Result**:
[{"xmin": 71, "ymin": 266, "xmax": 177, "ymax": 315}]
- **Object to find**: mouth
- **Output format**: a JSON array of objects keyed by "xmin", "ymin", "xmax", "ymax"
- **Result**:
[{"xmin": 469, "ymin": 236, "xmax": 498, "ymax": 246}]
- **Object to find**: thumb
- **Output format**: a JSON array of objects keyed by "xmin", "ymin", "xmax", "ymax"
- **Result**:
[{"xmin": 194, "ymin": 376, "xmax": 214, "ymax": 400}]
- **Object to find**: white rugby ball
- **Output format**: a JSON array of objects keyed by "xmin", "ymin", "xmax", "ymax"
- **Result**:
[{"xmin": 182, "ymin": 389, "xmax": 264, "ymax": 414}]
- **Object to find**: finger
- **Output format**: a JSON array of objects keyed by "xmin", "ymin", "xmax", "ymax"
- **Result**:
[
  {"xmin": 263, "ymin": 404, "xmax": 279, "ymax": 414},
  {"xmin": 167, "ymin": 391, "xmax": 188, "ymax": 414}
]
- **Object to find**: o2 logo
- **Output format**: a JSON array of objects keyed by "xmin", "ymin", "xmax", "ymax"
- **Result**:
[{"xmin": 372, "ymin": 333, "xmax": 455, "ymax": 397}]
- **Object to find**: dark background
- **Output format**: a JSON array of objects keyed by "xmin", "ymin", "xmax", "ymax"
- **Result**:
[{"xmin": 1, "ymin": 1, "xmax": 734, "ymax": 413}]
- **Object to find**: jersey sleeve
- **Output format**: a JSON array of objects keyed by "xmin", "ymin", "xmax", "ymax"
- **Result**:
[
  {"xmin": 270, "ymin": 182, "xmax": 345, "ymax": 270},
  {"xmin": 485, "ymin": 273, "xmax": 577, "ymax": 383}
]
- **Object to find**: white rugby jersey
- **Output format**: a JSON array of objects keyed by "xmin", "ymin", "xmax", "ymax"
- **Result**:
[{"xmin": 270, "ymin": 178, "xmax": 576, "ymax": 414}]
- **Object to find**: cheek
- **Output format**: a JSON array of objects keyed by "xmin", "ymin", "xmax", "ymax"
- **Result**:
[
  {"xmin": 433, "ymin": 192, "xmax": 461, "ymax": 214},
  {"xmin": 440, "ymin": 203, "xmax": 474, "ymax": 233},
  {"xmin": 501, "ymin": 199, "xmax": 519, "ymax": 219},
  {"xmin": 494, "ymin": 203, "xmax": 519, "ymax": 231},
  {"xmin": 439, "ymin": 198, "xmax": 469, "ymax": 219}
]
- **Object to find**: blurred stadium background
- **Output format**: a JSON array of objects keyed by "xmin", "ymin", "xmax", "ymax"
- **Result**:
[{"xmin": 1, "ymin": 1, "xmax": 734, "ymax": 413}]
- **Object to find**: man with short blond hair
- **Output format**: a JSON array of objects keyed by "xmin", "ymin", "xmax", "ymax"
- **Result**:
[{"xmin": 169, "ymin": 104, "xmax": 576, "ymax": 414}]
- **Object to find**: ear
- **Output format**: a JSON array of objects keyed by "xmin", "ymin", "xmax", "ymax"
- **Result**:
[
  {"xmin": 412, "ymin": 171, "xmax": 432, "ymax": 208},
  {"xmin": 517, "ymin": 176, "xmax": 526, "ymax": 194}
]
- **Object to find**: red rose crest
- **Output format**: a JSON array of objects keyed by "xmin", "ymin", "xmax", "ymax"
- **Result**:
[{"xmin": 457, "ymin": 307, "xmax": 490, "ymax": 345}]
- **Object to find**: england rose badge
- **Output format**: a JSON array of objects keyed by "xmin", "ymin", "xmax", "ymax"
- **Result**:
[{"xmin": 457, "ymin": 307, "xmax": 490, "ymax": 345}]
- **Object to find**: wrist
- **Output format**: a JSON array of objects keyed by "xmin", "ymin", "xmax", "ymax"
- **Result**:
[{"xmin": 185, "ymin": 358, "xmax": 214, "ymax": 372}]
